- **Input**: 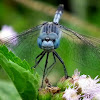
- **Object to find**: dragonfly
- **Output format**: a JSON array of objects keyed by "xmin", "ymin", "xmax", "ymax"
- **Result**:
[{"xmin": 1, "ymin": 4, "xmax": 100, "ymax": 87}]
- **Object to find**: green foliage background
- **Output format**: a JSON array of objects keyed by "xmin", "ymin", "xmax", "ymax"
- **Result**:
[{"xmin": 0, "ymin": 0, "xmax": 100, "ymax": 100}]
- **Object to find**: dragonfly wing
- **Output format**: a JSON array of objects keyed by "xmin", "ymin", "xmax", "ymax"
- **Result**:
[
  {"xmin": 0, "ymin": 24, "xmax": 43, "ymax": 66},
  {"xmin": 57, "ymin": 24, "xmax": 100, "ymax": 77}
]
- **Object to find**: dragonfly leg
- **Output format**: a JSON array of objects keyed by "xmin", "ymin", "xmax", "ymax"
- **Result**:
[
  {"xmin": 41, "ymin": 52, "xmax": 49, "ymax": 88},
  {"xmin": 31, "ymin": 51, "xmax": 46, "ymax": 69},
  {"xmin": 45, "ymin": 52, "xmax": 56, "ymax": 75},
  {"xmin": 53, "ymin": 51, "xmax": 68, "ymax": 78},
  {"xmin": 35, "ymin": 51, "xmax": 45, "ymax": 63}
]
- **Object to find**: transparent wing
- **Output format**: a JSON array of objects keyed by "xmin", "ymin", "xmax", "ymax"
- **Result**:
[
  {"xmin": 57, "ymin": 24, "xmax": 100, "ymax": 77},
  {"xmin": 0, "ymin": 24, "xmax": 44, "ymax": 67}
]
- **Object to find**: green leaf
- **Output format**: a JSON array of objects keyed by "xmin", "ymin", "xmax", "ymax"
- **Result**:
[
  {"xmin": 0, "ymin": 45, "xmax": 40, "ymax": 100},
  {"xmin": 0, "ymin": 45, "xmax": 31, "ymax": 71},
  {"xmin": 0, "ymin": 79, "xmax": 21, "ymax": 100}
]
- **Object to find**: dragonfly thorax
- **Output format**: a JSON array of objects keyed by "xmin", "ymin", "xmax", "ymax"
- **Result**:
[{"xmin": 37, "ymin": 22, "xmax": 61, "ymax": 51}]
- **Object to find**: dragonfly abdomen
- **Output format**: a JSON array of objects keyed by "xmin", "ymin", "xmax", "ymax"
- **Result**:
[{"xmin": 53, "ymin": 4, "xmax": 64, "ymax": 23}]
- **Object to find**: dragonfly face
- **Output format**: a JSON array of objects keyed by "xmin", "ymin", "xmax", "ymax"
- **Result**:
[{"xmin": 37, "ymin": 22, "xmax": 61, "ymax": 51}]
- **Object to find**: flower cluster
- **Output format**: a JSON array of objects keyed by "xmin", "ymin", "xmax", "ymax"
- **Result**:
[
  {"xmin": 63, "ymin": 69, "xmax": 100, "ymax": 100},
  {"xmin": 0, "ymin": 25, "xmax": 17, "ymax": 45}
]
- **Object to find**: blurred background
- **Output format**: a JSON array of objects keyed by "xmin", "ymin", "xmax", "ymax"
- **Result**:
[{"xmin": 0, "ymin": 0, "xmax": 100, "ymax": 99}]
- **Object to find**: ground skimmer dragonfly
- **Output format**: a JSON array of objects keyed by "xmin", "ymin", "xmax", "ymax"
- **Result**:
[{"xmin": 1, "ymin": 4, "xmax": 100, "ymax": 87}]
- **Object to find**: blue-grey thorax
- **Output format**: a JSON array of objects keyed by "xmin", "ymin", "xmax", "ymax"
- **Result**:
[{"xmin": 37, "ymin": 22, "xmax": 61, "ymax": 51}]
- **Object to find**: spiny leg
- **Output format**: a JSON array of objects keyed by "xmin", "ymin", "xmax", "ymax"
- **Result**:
[
  {"xmin": 31, "ymin": 51, "xmax": 46, "ymax": 69},
  {"xmin": 45, "ymin": 52, "xmax": 56, "ymax": 75},
  {"xmin": 41, "ymin": 52, "xmax": 49, "ymax": 88},
  {"xmin": 53, "ymin": 51, "xmax": 68, "ymax": 78}
]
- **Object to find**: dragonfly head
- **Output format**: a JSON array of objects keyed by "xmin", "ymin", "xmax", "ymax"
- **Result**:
[{"xmin": 37, "ymin": 32, "xmax": 60, "ymax": 50}]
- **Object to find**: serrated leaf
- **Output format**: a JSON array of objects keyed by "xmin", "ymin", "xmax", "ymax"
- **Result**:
[
  {"xmin": 0, "ymin": 45, "xmax": 31, "ymax": 71},
  {"xmin": 0, "ymin": 45, "xmax": 40, "ymax": 100}
]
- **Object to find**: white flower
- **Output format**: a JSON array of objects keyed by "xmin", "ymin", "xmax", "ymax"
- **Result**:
[
  {"xmin": 93, "ymin": 94, "xmax": 100, "ymax": 100},
  {"xmin": 77, "ymin": 76, "xmax": 100, "ymax": 93},
  {"xmin": 63, "ymin": 87, "xmax": 80, "ymax": 100},
  {"xmin": 72, "ymin": 69, "xmax": 80, "ymax": 82},
  {"xmin": 82, "ymin": 93, "xmax": 94, "ymax": 100},
  {"xmin": 0, "ymin": 25, "xmax": 18, "ymax": 45},
  {"xmin": 72, "ymin": 69, "xmax": 87, "ymax": 82},
  {"xmin": 72, "ymin": 69, "xmax": 100, "ymax": 99}
]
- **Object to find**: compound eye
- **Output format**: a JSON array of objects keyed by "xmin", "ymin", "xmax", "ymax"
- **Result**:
[
  {"xmin": 42, "ymin": 39, "xmax": 44, "ymax": 42},
  {"xmin": 52, "ymin": 39, "xmax": 55, "ymax": 42}
]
